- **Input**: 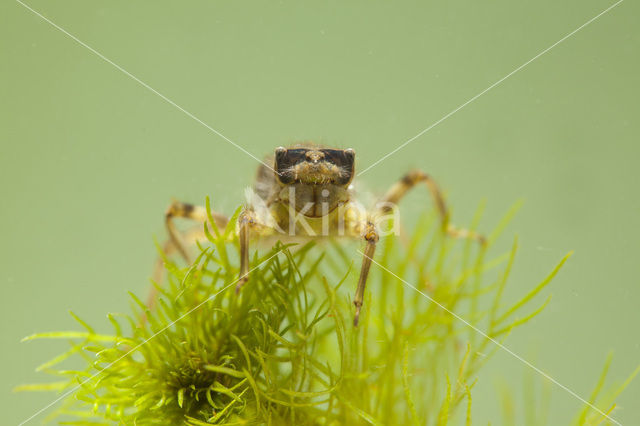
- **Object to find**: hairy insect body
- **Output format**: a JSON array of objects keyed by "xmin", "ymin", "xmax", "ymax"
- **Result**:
[
  {"xmin": 279, "ymin": 184, "xmax": 349, "ymax": 217},
  {"xmin": 161, "ymin": 143, "xmax": 484, "ymax": 326},
  {"xmin": 265, "ymin": 200, "xmax": 365, "ymax": 238}
]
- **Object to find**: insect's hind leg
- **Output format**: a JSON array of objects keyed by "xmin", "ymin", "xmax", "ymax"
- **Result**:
[{"xmin": 377, "ymin": 170, "xmax": 485, "ymax": 245}]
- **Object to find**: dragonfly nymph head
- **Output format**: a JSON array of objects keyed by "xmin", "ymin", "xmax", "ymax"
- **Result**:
[{"xmin": 274, "ymin": 146, "xmax": 355, "ymax": 187}]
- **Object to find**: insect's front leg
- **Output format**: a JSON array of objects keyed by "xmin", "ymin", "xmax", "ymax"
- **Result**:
[
  {"xmin": 236, "ymin": 207, "xmax": 276, "ymax": 292},
  {"xmin": 165, "ymin": 200, "xmax": 229, "ymax": 263},
  {"xmin": 237, "ymin": 208, "xmax": 253, "ymax": 291},
  {"xmin": 353, "ymin": 221, "xmax": 379, "ymax": 326},
  {"xmin": 147, "ymin": 200, "xmax": 229, "ymax": 314}
]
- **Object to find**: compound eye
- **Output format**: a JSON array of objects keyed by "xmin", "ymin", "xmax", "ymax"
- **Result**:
[
  {"xmin": 320, "ymin": 148, "xmax": 355, "ymax": 185},
  {"xmin": 338, "ymin": 149, "xmax": 355, "ymax": 185},
  {"xmin": 344, "ymin": 148, "xmax": 355, "ymax": 159},
  {"xmin": 274, "ymin": 148, "xmax": 307, "ymax": 184},
  {"xmin": 274, "ymin": 147, "xmax": 288, "ymax": 169},
  {"xmin": 275, "ymin": 150, "xmax": 292, "ymax": 183}
]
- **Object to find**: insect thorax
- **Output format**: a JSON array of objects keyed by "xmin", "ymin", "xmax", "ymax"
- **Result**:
[{"xmin": 278, "ymin": 183, "xmax": 351, "ymax": 218}]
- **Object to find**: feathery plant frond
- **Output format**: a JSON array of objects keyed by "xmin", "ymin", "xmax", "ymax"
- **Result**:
[{"xmin": 17, "ymin": 202, "xmax": 637, "ymax": 424}]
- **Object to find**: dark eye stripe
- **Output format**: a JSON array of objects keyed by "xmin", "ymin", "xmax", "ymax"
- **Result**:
[
  {"xmin": 285, "ymin": 149, "xmax": 308, "ymax": 161},
  {"xmin": 274, "ymin": 147, "xmax": 355, "ymax": 185},
  {"xmin": 320, "ymin": 149, "xmax": 355, "ymax": 185},
  {"xmin": 320, "ymin": 150, "xmax": 351, "ymax": 168},
  {"xmin": 275, "ymin": 149, "xmax": 306, "ymax": 183},
  {"xmin": 276, "ymin": 149, "xmax": 307, "ymax": 168},
  {"xmin": 319, "ymin": 149, "xmax": 342, "ymax": 161}
]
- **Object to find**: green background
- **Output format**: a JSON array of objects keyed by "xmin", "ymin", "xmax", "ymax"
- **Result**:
[{"xmin": 1, "ymin": 0, "xmax": 638, "ymax": 424}]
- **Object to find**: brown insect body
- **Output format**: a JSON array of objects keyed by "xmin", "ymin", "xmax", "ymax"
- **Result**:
[
  {"xmin": 254, "ymin": 143, "xmax": 354, "ymax": 218},
  {"xmin": 161, "ymin": 142, "xmax": 484, "ymax": 326}
]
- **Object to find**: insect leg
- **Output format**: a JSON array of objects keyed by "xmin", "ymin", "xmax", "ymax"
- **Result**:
[
  {"xmin": 237, "ymin": 208, "xmax": 253, "ymax": 292},
  {"xmin": 377, "ymin": 170, "xmax": 485, "ymax": 245},
  {"xmin": 147, "ymin": 200, "xmax": 228, "ymax": 310},
  {"xmin": 236, "ymin": 207, "xmax": 277, "ymax": 292},
  {"xmin": 353, "ymin": 221, "xmax": 379, "ymax": 327},
  {"xmin": 165, "ymin": 200, "xmax": 229, "ymax": 263}
]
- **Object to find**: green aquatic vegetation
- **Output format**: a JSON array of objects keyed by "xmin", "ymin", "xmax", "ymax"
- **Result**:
[{"xmin": 17, "ymin": 202, "xmax": 637, "ymax": 424}]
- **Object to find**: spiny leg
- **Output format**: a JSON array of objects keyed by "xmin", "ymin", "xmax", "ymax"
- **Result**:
[
  {"xmin": 148, "ymin": 200, "xmax": 228, "ymax": 311},
  {"xmin": 377, "ymin": 170, "xmax": 485, "ymax": 245},
  {"xmin": 237, "ymin": 209, "xmax": 252, "ymax": 291},
  {"xmin": 353, "ymin": 221, "xmax": 379, "ymax": 327},
  {"xmin": 236, "ymin": 207, "xmax": 275, "ymax": 293},
  {"xmin": 165, "ymin": 200, "xmax": 229, "ymax": 263}
]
